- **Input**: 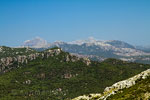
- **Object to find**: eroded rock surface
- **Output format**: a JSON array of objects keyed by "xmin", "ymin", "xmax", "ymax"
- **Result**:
[
  {"xmin": 0, "ymin": 48, "xmax": 91, "ymax": 74},
  {"xmin": 72, "ymin": 69, "xmax": 150, "ymax": 100},
  {"xmin": 0, "ymin": 49, "xmax": 62, "ymax": 74}
]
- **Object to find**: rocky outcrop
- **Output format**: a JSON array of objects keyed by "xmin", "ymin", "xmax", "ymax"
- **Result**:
[
  {"xmin": 82, "ymin": 57, "xmax": 91, "ymax": 66},
  {"xmin": 0, "ymin": 47, "xmax": 3, "ymax": 52},
  {"xmin": 0, "ymin": 49, "xmax": 62, "ymax": 74},
  {"xmin": 70, "ymin": 53, "xmax": 91, "ymax": 65},
  {"xmin": 100, "ymin": 69, "xmax": 150, "ymax": 100},
  {"xmin": 0, "ymin": 48, "xmax": 91, "ymax": 74},
  {"xmin": 72, "ymin": 69, "xmax": 150, "ymax": 100}
]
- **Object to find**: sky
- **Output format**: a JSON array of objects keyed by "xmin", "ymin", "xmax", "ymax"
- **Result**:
[{"xmin": 0, "ymin": 0, "xmax": 150, "ymax": 47}]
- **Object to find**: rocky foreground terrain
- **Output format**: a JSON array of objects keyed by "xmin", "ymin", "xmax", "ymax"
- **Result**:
[{"xmin": 73, "ymin": 69, "xmax": 150, "ymax": 100}]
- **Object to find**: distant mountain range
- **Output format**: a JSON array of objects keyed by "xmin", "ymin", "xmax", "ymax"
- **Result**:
[
  {"xmin": 22, "ymin": 37, "xmax": 150, "ymax": 64},
  {"xmin": 136, "ymin": 45, "xmax": 150, "ymax": 53}
]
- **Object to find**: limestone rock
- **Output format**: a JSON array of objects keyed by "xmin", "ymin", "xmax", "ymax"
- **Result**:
[{"xmin": 72, "ymin": 69, "xmax": 150, "ymax": 100}]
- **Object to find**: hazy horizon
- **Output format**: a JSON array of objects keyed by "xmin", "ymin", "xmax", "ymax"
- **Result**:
[
  {"xmin": 1, "ymin": 36, "xmax": 150, "ymax": 47},
  {"xmin": 0, "ymin": 0, "xmax": 150, "ymax": 46}
]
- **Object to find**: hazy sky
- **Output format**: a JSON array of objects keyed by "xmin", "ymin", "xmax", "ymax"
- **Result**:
[{"xmin": 0, "ymin": 0, "xmax": 150, "ymax": 46}]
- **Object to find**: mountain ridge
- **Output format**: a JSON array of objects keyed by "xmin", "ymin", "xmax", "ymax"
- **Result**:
[
  {"xmin": 0, "ymin": 46, "xmax": 91, "ymax": 74},
  {"xmin": 21, "ymin": 37, "xmax": 150, "ymax": 64}
]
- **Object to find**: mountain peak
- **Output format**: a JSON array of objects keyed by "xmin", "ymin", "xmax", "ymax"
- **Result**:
[
  {"xmin": 69, "ymin": 37, "xmax": 98, "ymax": 45},
  {"xmin": 23, "ymin": 37, "xmax": 48, "ymax": 48},
  {"xmin": 87, "ymin": 37, "xmax": 97, "ymax": 42}
]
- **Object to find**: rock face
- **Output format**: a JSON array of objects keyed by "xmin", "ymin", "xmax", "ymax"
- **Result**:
[
  {"xmin": 0, "ymin": 48, "xmax": 62, "ymax": 74},
  {"xmin": 101, "ymin": 69, "xmax": 150, "ymax": 100},
  {"xmin": 72, "ymin": 69, "xmax": 150, "ymax": 100},
  {"xmin": 0, "ymin": 48, "xmax": 91, "ymax": 74}
]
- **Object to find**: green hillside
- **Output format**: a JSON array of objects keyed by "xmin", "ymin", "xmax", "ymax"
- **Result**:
[
  {"xmin": 0, "ymin": 46, "xmax": 36, "ymax": 58},
  {"xmin": 0, "ymin": 47, "xmax": 150, "ymax": 100}
]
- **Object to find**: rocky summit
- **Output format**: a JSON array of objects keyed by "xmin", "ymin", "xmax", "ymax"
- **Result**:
[{"xmin": 22, "ymin": 37, "xmax": 48, "ymax": 48}]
